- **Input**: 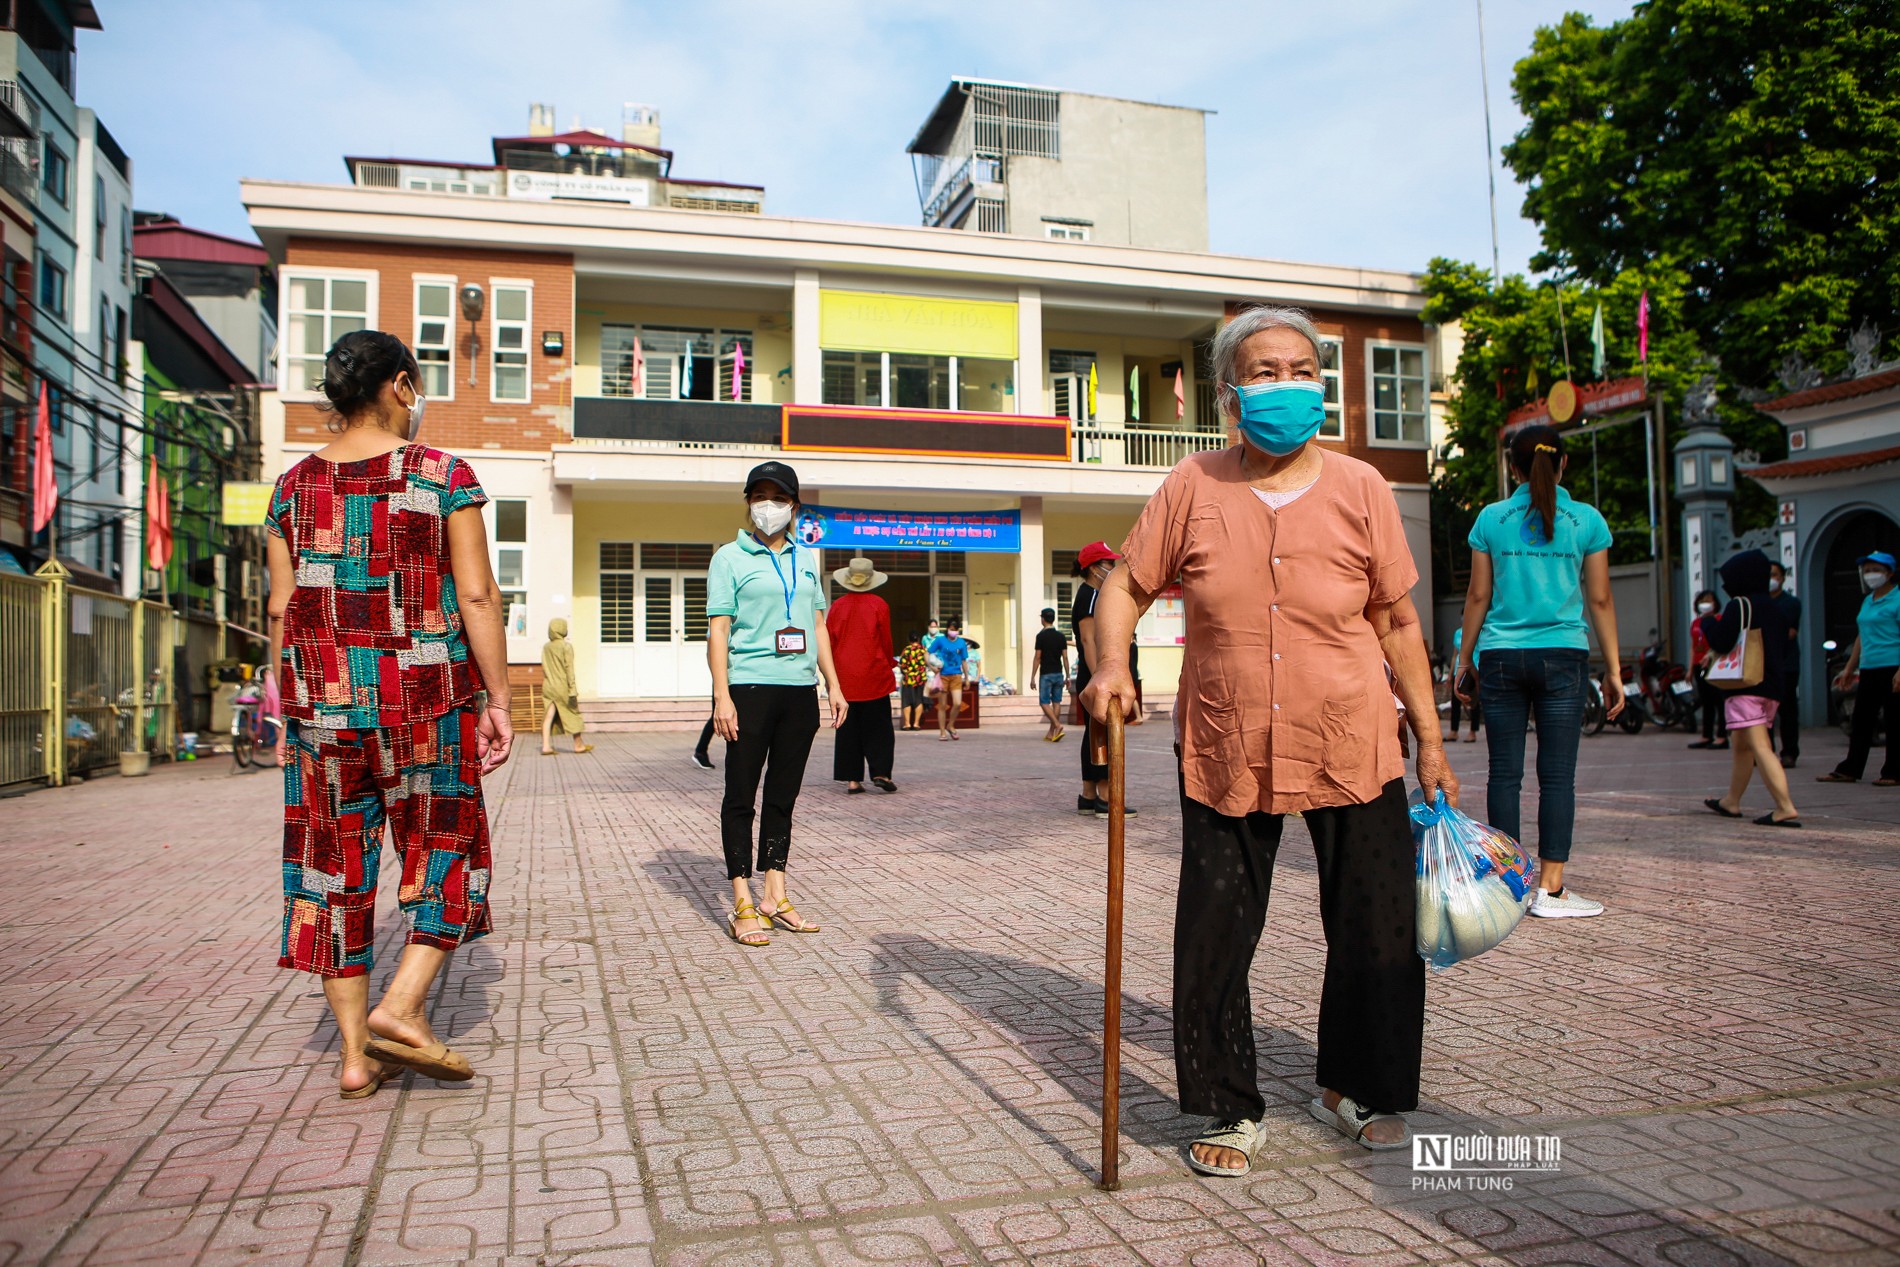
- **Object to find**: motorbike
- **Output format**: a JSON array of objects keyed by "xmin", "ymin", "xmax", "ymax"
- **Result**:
[
  {"xmin": 1582, "ymin": 671, "xmax": 1609, "ymax": 735},
  {"xmin": 1636, "ymin": 638, "xmax": 1698, "ymax": 731}
]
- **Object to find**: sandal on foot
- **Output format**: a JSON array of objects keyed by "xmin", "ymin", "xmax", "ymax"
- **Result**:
[
  {"xmin": 338, "ymin": 1060, "xmax": 401, "ymax": 1100},
  {"xmin": 727, "ymin": 902, "xmax": 770, "ymax": 947},
  {"xmin": 1816, "ymin": 772, "xmax": 1858, "ymax": 784},
  {"xmin": 872, "ymin": 776, "xmax": 897, "ymax": 793},
  {"xmin": 846, "ymin": 784, "xmax": 866, "ymax": 794},
  {"xmin": 1309, "ymin": 1094, "xmax": 1409, "ymax": 1151},
  {"xmin": 1875, "ymin": 778, "xmax": 1899, "ymax": 788},
  {"xmin": 1754, "ymin": 812, "xmax": 1802, "ymax": 828},
  {"xmin": 764, "ymin": 900, "xmax": 820, "ymax": 933},
  {"xmin": 573, "ymin": 743, "xmax": 594, "ymax": 755},
  {"xmin": 1704, "ymin": 797, "xmax": 1744, "ymax": 818},
  {"xmin": 1185, "ymin": 1118, "xmax": 1265, "ymax": 1177},
  {"xmin": 361, "ymin": 1037, "xmax": 474, "ymax": 1082}
]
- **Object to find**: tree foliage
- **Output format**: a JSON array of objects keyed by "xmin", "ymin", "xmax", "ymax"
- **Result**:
[
  {"xmin": 1422, "ymin": 259, "xmax": 1710, "ymax": 582},
  {"xmin": 1505, "ymin": 0, "xmax": 1900, "ymax": 386},
  {"xmin": 1425, "ymin": 2, "xmax": 1894, "ymax": 590}
]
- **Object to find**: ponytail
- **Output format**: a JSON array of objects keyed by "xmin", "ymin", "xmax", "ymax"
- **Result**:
[{"xmin": 1509, "ymin": 424, "xmax": 1565, "ymax": 544}]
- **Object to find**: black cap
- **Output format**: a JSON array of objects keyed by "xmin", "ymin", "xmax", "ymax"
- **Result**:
[{"xmin": 743, "ymin": 460, "xmax": 800, "ymax": 501}]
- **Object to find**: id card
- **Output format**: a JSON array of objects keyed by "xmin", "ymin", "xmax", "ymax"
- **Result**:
[{"xmin": 776, "ymin": 626, "xmax": 808, "ymax": 655}]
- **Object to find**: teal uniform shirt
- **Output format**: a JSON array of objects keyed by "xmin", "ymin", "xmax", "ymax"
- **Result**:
[
  {"xmin": 1468, "ymin": 484, "xmax": 1612, "ymax": 652},
  {"xmin": 707, "ymin": 530, "xmax": 828, "ymax": 686},
  {"xmin": 1858, "ymin": 587, "xmax": 1900, "ymax": 669}
]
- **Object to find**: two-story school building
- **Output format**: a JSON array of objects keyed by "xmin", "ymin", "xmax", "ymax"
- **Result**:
[{"xmin": 243, "ymin": 101, "xmax": 1438, "ymax": 709}]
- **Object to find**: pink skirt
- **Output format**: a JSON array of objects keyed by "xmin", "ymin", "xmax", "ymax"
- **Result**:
[{"xmin": 1724, "ymin": 694, "xmax": 1779, "ymax": 730}]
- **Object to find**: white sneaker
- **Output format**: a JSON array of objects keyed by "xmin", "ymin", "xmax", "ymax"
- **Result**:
[{"xmin": 1530, "ymin": 887, "xmax": 1604, "ymax": 918}]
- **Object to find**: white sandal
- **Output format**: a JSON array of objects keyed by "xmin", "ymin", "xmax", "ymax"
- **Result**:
[
  {"xmin": 1184, "ymin": 1117, "xmax": 1265, "ymax": 1177},
  {"xmin": 1308, "ymin": 1094, "xmax": 1410, "ymax": 1151}
]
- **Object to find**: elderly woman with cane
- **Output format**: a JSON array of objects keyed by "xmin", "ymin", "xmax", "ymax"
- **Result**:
[{"xmin": 1083, "ymin": 305, "xmax": 1456, "ymax": 1178}]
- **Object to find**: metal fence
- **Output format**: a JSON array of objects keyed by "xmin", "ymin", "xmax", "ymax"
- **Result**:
[
  {"xmin": 0, "ymin": 565, "xmax": 176, "ymax": 790},
  {"xmin": 1073, "ymin": 425, "xmax": 1227, "ymax": 469}
]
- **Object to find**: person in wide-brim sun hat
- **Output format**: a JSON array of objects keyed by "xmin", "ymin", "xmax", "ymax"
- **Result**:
[{"xmin": 827, "ymin": 555, "xmax": 899, "ymax": 795}]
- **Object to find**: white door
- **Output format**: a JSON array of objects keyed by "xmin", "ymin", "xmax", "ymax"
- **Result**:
[
  {"xmin": 632, "ymin": 542, "xmax": 715, "ymax": 697},
  {"xmin": 598, "ymin": 543, "xmax": 639, "ymax": 697}
]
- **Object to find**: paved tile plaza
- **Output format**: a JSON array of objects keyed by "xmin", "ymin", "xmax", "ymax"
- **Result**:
[{"xmin": 2, "ymin": 718, "xmax": 1897, "ymax": 1266}]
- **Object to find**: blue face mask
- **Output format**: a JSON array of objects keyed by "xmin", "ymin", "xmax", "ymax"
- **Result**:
[{"xmin": 1233, "ymin": 380, "xmax": 1326, "ymax": 456}]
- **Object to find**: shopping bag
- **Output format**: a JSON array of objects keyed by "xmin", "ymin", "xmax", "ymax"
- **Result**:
[
  {"xmin": 926, "ymin": 673, "xmax": 944, "ymax": 696},
  {"xmin": 1409, "ymin": 790, "xmax": 1536, "ymax": 971},
  {"xmin": 1704, "ymin": 598, "xmax": 1763, "ymax": 688}
]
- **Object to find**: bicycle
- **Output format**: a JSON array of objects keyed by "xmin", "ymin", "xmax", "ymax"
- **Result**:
[
  {"xmin": 1582, "ymin": 673, "xmax": 1608, "ymax": 736},
  {"xmin": 230, "ymin": 677, "xmax": 282, "ymax": 770}
]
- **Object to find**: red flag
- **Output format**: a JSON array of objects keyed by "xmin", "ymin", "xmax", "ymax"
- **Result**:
[
  {"xmin": 1173, "ymin": 366, "xmax": 1185, "ymax": 420},
  {"xmin": 1637, "ymin": 291, "xmax": 1650, "ymax": 364},
  {"xmin": 30, "ymin": 380, "xmax": 54, "ymax": 532},
  {"xmin": 146, "ymin": 456, "xmax": 172, "ymax": 571}
]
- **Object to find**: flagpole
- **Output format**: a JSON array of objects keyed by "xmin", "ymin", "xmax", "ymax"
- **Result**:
[{"xmin": 1475, "ymin": 0, "xmax": 1502, "ymax": 287}]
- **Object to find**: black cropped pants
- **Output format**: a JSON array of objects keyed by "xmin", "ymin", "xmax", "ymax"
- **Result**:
[
  {"xmin": 1173, "ymin": 776, "xmax": 1424, "ymax": 1122},
  {"xmin": 720, "ymin": 684, "xmax": 819, "ymax": 879}
]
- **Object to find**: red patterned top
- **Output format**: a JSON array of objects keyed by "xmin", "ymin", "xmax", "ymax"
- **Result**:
[{"xmin": 267, "ymin": 445, "xmax": 489, "ymax": 729}]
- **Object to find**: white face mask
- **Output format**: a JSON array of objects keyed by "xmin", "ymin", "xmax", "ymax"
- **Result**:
[
  {"xmin": 750, "ymin": 500, "xmax": 794, "ymax": 536},
  {"xmin": 1867, "ymin": 570, "xmax": 1893, "ymax": 591},
  {"xmin": 1697, "ymin": 602, "xmax": 1716, "ymax": 615},
  {"xmin": 399, "ymin": 377, "xmax": 425, "ymax": 440},
  {"xmin": 1768, "ymin": 578, "xmax": 1782, "ymax": 594}
]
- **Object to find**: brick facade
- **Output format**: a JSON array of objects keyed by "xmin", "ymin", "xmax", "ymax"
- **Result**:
[
  {"xmin": 1225, "ymin": 301, "xmax": 1433, "ymax": 486},
  {"xmin": 281, "ymin": 239, "xmax": 575, "ymax": 453}
]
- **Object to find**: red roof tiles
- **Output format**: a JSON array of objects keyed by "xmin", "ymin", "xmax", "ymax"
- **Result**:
[
  {"xmin": 1742, "ymin": 443, "xmax": 1900, "ymax": 481},
  {"xmin": 1755, "ymin": 367, "xmax": 1900, "ymax": 413}
]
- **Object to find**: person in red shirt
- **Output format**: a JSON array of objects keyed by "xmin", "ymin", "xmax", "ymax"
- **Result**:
[{"xmin": 826, "ymin": 556, "xmax": 898, "ymax": 792}]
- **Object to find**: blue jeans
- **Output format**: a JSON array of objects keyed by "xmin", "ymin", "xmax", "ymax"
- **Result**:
[
  {"xmin": 1038, "ymin": 673, "xmax": 1065, "ymax": 706},
  {"xmin": 1478, "ymin": 647, "xmax": 1588, "ymax": 863}
]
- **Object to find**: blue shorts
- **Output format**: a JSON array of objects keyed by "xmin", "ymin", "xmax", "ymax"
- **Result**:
[{"xmin": 1039, "ymin": 673, "xmax": 1065, "ymax": 706}]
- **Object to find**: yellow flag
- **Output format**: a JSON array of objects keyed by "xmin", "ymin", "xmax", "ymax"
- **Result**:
[
  {"xmin": 1526, "ymin": 365, "xmax": 1540, "ymax": 395},
  {"xmin": 1087, "ymin": 362, "xmax": 1098, "ymax": 419}
]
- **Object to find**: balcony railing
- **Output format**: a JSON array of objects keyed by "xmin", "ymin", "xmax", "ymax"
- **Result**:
[
  {"xmin": 571, "ymin": 397, "xmax": 1222, "ymax": 469},
  {"xmin": 1073, "ymin": 424, "xmax": 1226, "ymax": 467}
]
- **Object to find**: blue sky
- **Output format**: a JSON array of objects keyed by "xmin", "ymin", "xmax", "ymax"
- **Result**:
[{"xmin": 80, "ymin": 0, "xmax": 1633, "ymax": 277}]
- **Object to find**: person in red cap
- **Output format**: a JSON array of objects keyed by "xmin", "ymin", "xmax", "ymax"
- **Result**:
[{"xmin": 1070, "ymin": 541, "xmax": 1139, "ymax": 818}]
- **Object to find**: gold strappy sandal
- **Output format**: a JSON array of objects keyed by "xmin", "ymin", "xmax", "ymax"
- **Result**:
[
  {"xmin": 727, "ymin": 902, "xmax": 770, "ymax": 947},
  {"xmin": 763, "ymin": 899, "xmax": 820, "ymax": 933}
]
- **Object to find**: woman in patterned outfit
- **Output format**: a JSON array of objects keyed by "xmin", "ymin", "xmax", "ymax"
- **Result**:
[{"xmin": 266, "ymin": 330, "xmax": 514, "ymax": 1098}]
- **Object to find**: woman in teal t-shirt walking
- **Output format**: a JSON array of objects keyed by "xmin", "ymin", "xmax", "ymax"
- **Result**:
[{"xmin": 1453, "ymin": 426, "xmax": 1624, "ymax": 918}]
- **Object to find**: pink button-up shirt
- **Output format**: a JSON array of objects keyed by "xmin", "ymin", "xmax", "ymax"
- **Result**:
[{"xmin": 1120, "ymin": 447, "xmax": 1417, "ymax": 816}]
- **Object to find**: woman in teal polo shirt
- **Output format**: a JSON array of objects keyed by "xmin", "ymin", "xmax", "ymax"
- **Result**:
[
  {"xmin": 708, "ymin": 461, "xmax": 848, "ymax": 947},
  {"xmin": 1453, "ymin": 425, "xmax": 1624, "ymax": 918},
  {"xmin": 1818, "ymin": 550, "xmax": 1900, "ymax": 787}
]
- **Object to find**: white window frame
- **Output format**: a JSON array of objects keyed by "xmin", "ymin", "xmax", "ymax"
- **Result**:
[
  {"xmin": 1364, "ymin": 339, "xmax": 1431, "ymax": 448},
  {"xmin": 412, "ymin": 275, "xmax": 456, "ymax": 401},
  {"xmin": 488, "ymin": 498, "xmax": 529, "ymax": 629},
  {"xmin": 1316, "ymin": 336, "xmax": 1345, "ymax": 441},
  {"xmin": 490, "ymin": 278, "xmax": 533, "ymax": 404},
  {"xmin": 277, "ymin": 267, "xmax": 379, "ymax": 400},
  {"xmin": 1043, "ymin": 220, "xmax": 1090, "ymax": 241}
]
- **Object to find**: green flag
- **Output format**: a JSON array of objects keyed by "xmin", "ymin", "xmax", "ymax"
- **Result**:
[
  {"xmin": 1590, "ymin": 303, "xmax": 1606, "ymax": 378},
  {"xmin": 1128, "ymin": 365, "xmax": 1139, "ymax": 421}
]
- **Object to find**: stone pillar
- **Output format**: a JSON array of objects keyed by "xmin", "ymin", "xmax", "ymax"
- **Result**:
[
  {"xmin": 1018, "ymin": 495, "xmax": 1045, "ymax": 690},
  {"xmin": 792, "ymin": 270, "xmax": 821, "ymax": 405},
  {"xmin": 1016, "ymin": 285, "xmax": 1043, "ymax": 415},
  {"xmin": 1673, "ymin": 375, "xmax": 1736, "ymax": 657}
]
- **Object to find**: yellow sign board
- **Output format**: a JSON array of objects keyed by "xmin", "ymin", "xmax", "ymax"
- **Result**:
[
  {"xmin": 819, "ymin": 290, "xmax": 1018, "ymax": 360},
  {"xmin": 222, "ymin": 482, "xmax": 274, "ymax": 525}
]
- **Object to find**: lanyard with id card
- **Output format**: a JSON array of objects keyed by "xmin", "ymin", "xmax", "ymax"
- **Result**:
[{"xmin": 762, "ymin": 538, "xmax": 806, "ymax": 656}]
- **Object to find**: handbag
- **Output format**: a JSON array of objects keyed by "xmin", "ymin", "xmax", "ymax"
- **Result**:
[{"xmin": 1704, "ymin": 597, "xmax": 1764, "ymax": 688}]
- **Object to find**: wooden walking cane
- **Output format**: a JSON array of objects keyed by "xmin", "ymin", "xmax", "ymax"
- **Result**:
[{"xmin": 1097, "ymin": 705, "xmax": 1127, "ymax": 1191}]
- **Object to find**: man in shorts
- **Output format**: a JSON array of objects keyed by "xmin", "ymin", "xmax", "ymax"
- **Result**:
[{"xmin": 1034, "ymin": 608, "xmax": 1069, "ymax": 742}]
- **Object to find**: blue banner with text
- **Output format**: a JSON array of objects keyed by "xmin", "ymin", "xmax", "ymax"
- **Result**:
[{"xmin": 794, "ymin": 505, "xmax": 1021, "ymax": 553}]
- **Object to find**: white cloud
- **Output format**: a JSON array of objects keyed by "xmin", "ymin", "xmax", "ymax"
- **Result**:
[{"xmin": 80, "ymin": 0, "xmax": 1630, "ymax": 276}]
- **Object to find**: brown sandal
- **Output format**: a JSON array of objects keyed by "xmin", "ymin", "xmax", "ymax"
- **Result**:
[
  {"xmin": 338, "ymin": 1060, "xmax": 401, "ymax": 1100},
  {"xmin": 362, "ymin": 1036, "xmax": 475, "ymax": 1082}
]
